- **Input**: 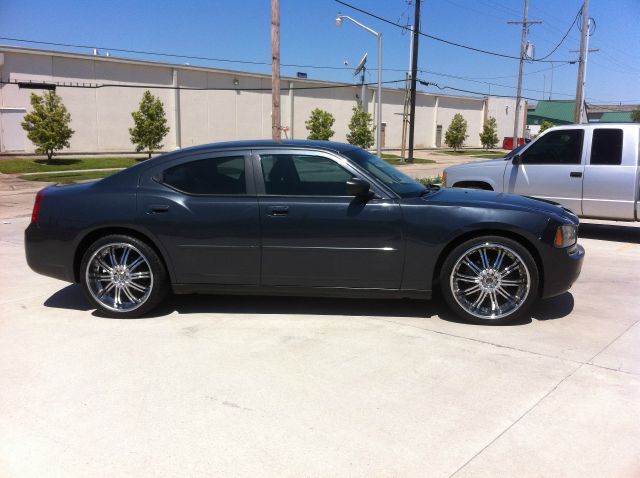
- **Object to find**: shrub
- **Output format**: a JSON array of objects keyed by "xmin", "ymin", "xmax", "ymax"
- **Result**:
[
  {"xmin": 346, "ymin": 106, "xmax": 375, "ymax": 149},
  {"xmin": 305, "ymin": 108, "xmax": 335, "ymax": 140},
  {"xmin": 479, "ymin": 116, "xmax": 499, "ymax": 150},
  {"xmin": 21, "ymin": 91, "xmax": 74, "ymax": 162},
  {"xmin": 129, "ymin": 90, "xmax": 170, "ymax": 158},
  {"xmin": 444, "ymin": 113, "xmax": 468, "ymax": 151}
]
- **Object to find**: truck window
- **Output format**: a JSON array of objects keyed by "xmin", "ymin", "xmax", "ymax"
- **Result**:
[
  {"xmin": 590, "ymin": 129, "xmax": 623, "ymax": 165},
  {"xmin": 521, "ymin": 129, "xmax": 584, "ymax": 165}
]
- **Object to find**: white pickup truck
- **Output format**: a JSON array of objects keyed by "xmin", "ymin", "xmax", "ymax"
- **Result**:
[{"xmin": 443, "ymin": 123, "xmax": 640, "ymax": 221}]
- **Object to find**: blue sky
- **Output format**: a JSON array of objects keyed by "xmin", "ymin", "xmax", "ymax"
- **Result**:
[{"xmin": 2, "ymin": 0, "xmax": 639, "ymax": 104}]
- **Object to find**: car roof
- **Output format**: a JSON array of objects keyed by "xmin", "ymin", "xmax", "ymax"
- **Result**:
[{"xmin": 170, "ymin": 140, "xmax": 362, "ymax": 155}]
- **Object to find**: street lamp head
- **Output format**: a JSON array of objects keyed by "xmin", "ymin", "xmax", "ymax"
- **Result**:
[{"xmin": 335, "ymin": 15, "xmax": 343, "ymax": 26}]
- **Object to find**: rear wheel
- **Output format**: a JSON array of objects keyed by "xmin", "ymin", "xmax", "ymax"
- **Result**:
[
  {"xmin": 80, "ymin": 234, "xmax": 168, "ymax": 318},
  {"xmin": 440, "ymin": 236, "xmax": 539, "ymax": 324}
]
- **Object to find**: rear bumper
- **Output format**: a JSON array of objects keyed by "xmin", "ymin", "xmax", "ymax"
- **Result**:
[
  {"xmin": 25, "ymin": 223, "xmax": 75, "ymax": 283},
  {"xmin": 541, "ymin": 243, "xmax": 585, "ymax": 299}
]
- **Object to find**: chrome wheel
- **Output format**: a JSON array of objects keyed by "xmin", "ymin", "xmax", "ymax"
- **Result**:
[
  {"xmin": 450, "ymin": 242, "xmax": 531, "ymax": 320},
  {"xmin": 85, "ymin": 242, "xmax": 154, "ymax": 313}
]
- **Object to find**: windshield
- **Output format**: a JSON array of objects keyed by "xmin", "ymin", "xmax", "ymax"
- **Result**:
[{"xmin": 342, "ymin": 148, "xmax": 425, "ymax": 198}]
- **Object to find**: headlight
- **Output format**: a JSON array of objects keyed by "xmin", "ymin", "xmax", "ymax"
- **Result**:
[{"xmin": 554, "ymin": 224, "xmax": 578, "ymax": 248}]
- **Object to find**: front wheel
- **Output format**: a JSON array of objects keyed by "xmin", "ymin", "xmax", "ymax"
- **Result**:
[
  {"xmin": 440, "ymin": 236, "xmax": 539, "ymax": 325},
  {"xmin": 80, "ymin": 234, "xmax": 168, "ymax": 318}
]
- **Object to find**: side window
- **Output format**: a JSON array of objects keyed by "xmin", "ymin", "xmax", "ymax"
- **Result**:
[
  {"xmin": 162, "ymin": 156, "xmax": 246, "ymax": 194},
  {"xmin": 261, "ymin": 154, "xmax": 353, "ymax": 195},
  {"xmin": 521, "ymin": 129, "xmax": 584, "ymax": 165},
  {"xmin": 590, "ymin": 129, "xmax": 623, "ymax": 165}
]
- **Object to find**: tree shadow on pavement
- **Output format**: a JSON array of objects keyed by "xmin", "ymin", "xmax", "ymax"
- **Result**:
[
  {"xmin": 579, "ymin": 223, "xmax": 640, "ymax": 244},
  {"xmin": 44, "ymin": 284, "xmax": 574, "ymax": 325}
]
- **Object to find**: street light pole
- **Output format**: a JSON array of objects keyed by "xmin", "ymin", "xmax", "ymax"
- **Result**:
[{"xmin": 336, "ymin": 15, "xmax": 383, "ymax": 157}]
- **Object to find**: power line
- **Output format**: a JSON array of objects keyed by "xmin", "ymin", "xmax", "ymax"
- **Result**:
[
  {"xmin": 535, "ymin": 6, "xmax": 582, "ymax": 60},
  {"xmin": 3, "ymin": 78, "xmax": 406, "ymax": 91},
  {"xmin": 335, "ymin": 0, "xmax": 574, "ymax": 63}
]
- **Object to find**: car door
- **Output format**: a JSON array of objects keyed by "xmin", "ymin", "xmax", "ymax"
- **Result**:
[
  {"xmin": 503, "ymin": 128, "xmax": 585, "ymax": 215},
  {"xmin": 582, "ymin": 127, "xmax": 638, "ymax": 220},
  {"xmin": 138, "ymin": 151, "xmax": 260, "ymax": 285},
  {"xmin": 253, "ymin": 149, "xmax": 404, "ymax": 289}
]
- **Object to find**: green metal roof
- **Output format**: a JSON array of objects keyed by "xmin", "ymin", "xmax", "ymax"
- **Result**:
[
  {"xmin": 597, "ymin": 111, "xmax": 634, "ymax": 122},
  {"xmin": 527, "ymin": 100, "xmax": 576, "ymax": 125}
]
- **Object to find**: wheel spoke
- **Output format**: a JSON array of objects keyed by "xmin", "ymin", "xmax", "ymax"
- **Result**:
[
  {"xmin": 496, "ymin": 286, "xmax": 515, "ymax": 301},
  {"xmin": 463, "ymin": 259, "xmax": 483, "ymax": 275},
  {"xmin": 500, "ymin": 263, "xmax": 519, "ymax": 278},
  {"xmin": 128, "ymin": 257, "xmax": 145, "ymax": 272},
  {"xmin": 128, "ymin": 281, "xmax": 147, "ymax": 293},
  {"xmin": 90, "ymin": 273, "xmax": 112, "ymax": 281},
  {"xmin": 97, "ymin": 282, "xmax": 115, "ymax": 299},
  {"xmin": 96, "ymin": 257, "xmax": 114, "ymax": 273},
  {"xmin": 462, "ymin": 284, "xmax": 481, "ymax": 296},
  {"xmin": 489, "ymin": 290, "xmax": 499, "ymax": 312},
  {"xmin": 501, "ymin": 278, "xmax": 525, "ymax": 286},
  {"xmin": 454, "ymin": 273, "xmax": 479, "ymax": 283},
  {"xmin": 120, "ymin": 246, "xmax": 131, "ymax": 266},
  {"xmin": 129, "ymin": 271, "xmax": 151, "ymax": 280},
  {"xmin": 479, "ymin": 248, "xmax": 490, "ymax": 269},
  {"xmin": 121, "ymin": 285, "xmax": 139, "ymax": 303},
  {"xmin": 493, "ymin": 250, "xmax": 505, "ymax": 270},
  {"xmin": 472, "ymin": 291, "xmax": 488, "ymax": 309},
  {"xmin": 114, "ymin": 286, "xmax": 122, "ymax": 306},
  {"xmin": 108, "ymin": 247, "xmax": 118, "ymax": 268}
]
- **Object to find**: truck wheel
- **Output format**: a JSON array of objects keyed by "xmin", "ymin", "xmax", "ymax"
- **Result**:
[
  {"xmin": 80, "ymin": 234, "xmax": 168, "ymax": 318},
  {"xmin": 440, "ymin": 235, "xmax": 539, "ymax": 325}
]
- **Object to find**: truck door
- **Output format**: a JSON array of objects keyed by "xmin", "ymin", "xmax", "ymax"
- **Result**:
[
  {"xmin": 582, "ymin": 127, "xmax": 638, "ymax": 220},
  {"xmin": 503, "ymin": 128, "xmax": 585, "ymax": 215}
]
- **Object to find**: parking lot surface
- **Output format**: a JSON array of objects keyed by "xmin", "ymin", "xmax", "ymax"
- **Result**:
[{"xmin": 1, "ymin": 183, "xmax": 639, "ymax": 477}]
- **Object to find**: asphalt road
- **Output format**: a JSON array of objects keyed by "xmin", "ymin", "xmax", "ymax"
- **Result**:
[{"xmin": 1, "ymin": 183, "xmax": 639, "ymax": 477}]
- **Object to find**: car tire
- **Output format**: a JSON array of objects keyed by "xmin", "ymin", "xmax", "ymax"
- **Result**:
[
  {"xmin": 440, "ymin": 235, "xmax": 539, "ymax": 325},
  {"xmin": 80, "ymin": 234, "xmax": 169, "ymax": 318}
]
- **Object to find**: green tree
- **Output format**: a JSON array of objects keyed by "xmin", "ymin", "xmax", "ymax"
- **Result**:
[
  {"xmin": 539, "ymin": 120, "xmax": 555, "ymax": 134},
  {"xmin": 21, "ymin": 91, "xmax": 74, "ymax": 162},
  {"xmin": 305, "ymin": 108, "xmax": 335, "ymax": 140},
  {"xmin": 479, "ymin": 116, "xmax": 499, "ymax": 150},
  {"xmin": 444, "ymin": 113, "xmax": 468, "ymax": 151},
  {"xmin": 631, "ymin": 110, "xmax": 640, "ymax": 122},
  {"xmin": 346, "ymin": 106, "xmax": 375, "ymax": 149},
  {"xmin": 129, "ymin": 90, "xmax": 170, "ymax": 158}
]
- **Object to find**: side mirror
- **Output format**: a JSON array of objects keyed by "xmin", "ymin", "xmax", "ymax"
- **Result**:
[
  {"xmin": 512, "ymin": 154, "xmax": 522, "ymax": 165},
  {"xmin": 346, "ymin": 178, "xmax": 371, "ymax": 197}
]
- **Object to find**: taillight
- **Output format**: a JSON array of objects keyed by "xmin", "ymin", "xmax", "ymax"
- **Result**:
[{"xmin": 31, "ymin": 189, "xmax": 46, "ymax": 223}]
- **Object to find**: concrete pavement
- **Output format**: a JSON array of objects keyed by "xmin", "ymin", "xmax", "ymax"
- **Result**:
[{"xmin": 0, "ymin": 177, "xmax": 639, "ymax": 477}]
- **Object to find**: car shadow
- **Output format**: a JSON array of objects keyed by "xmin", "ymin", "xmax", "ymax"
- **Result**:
[
  {"xmin": 44, "ymin": 284, "xmax": 574, "ymax": 325},
  {"xmin": 579, "ymin": 222, "xmax": 640, "ymax": 244}
]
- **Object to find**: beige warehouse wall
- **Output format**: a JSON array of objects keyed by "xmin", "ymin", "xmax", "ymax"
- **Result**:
[{"xmin": 0, "ymin": 48, "xmax": 516, "ymax": 154}]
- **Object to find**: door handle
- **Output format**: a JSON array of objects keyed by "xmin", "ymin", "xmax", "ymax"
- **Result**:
[
  {"xmin": 148, "ymin": 204, "xmax": 170, "ymax": 213},
  {"xmin": 570, "ymin": 172, "xmax": 583, "ymax": 178},
  {"xmin": 268, "ymin": 206, "xmax": 289, "ymax": 217}
]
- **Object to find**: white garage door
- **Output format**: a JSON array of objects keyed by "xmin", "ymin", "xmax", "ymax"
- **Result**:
[{"xmin": 1, "ymin": 108, "xmax": 27, "ymax": 152}]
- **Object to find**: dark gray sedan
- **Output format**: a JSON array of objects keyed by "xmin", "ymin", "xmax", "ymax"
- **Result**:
[{"xmin": 25, "ymin": 141, "xmax": 584, "ymax": 324}]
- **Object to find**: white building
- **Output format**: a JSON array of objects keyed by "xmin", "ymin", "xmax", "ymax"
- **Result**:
[{"xmin": 0, "ymin": 45, "xmax": 522, "ymax": 154}]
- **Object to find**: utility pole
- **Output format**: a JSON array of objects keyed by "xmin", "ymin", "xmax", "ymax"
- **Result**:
[
  {"xmin": 271, "ymin": 0, "xmax": 281, "ymax": 141},
  {"xmin": 508, "ymin": 0, "xmax": 541, "ymax": 149},
  {"xmin": 407, "ymin": 0, "xmax": 420, "ymax": 163},
  {"xmin": 574, "ymin": 0, "xmax": 590, "ymax": 123},
  {"xmin": 401, "ymin": 26, "xmax": 413, "ymax": 161}
]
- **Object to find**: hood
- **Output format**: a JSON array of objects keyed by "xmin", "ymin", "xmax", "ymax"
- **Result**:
[
  {"xmin": 428, "ymin": 187, "xmax": 567, "ymax": 218},
  {"xmin": 446, "ymin": 158, "xmax": 508, "ymax": 170}
]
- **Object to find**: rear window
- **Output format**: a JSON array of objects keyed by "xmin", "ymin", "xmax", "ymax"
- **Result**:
[
  {"xmin": 162, "ymin": 156, "xmax": 246, "ymax": 194},
  {"xmin": 590, "ymin": 129, "xmax": 623, "ymax": 165}
]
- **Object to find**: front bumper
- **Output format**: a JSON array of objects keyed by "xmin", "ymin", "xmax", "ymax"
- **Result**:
[{"xmin": 540, "ymin": 243, "xmax": 585, "ymax": 299}]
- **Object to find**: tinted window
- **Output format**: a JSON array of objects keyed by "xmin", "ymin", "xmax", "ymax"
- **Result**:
[
  {"xmin": 162, "ymin": 156, "xmax": 246, "ymax": 194},
  {"xmin": 261, "ymin": 154, "xmax": 353, "ymax": 195},
  {"xmin": 590, "ymin": 129, "xmax": 623, "ymax": 165},
  {"xmin": 521, "ymin": 129, "xmax": 584, "ymax": 165},
  {"xmin": 342, "ymin": 148, "xmax": 425, "ymax": 198}
]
